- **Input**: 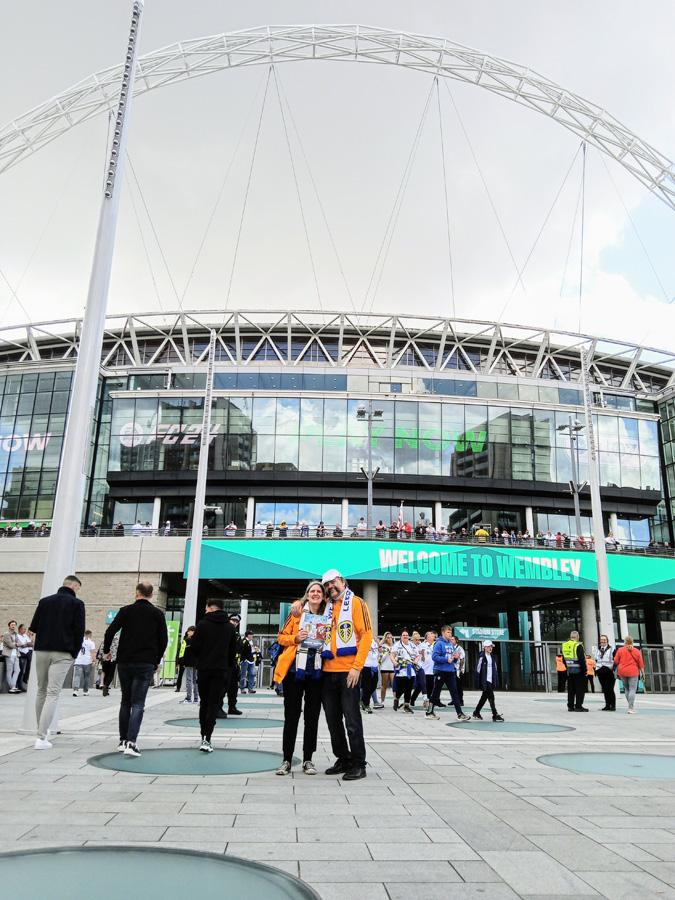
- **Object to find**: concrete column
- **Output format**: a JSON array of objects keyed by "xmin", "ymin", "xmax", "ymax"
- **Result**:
[
  {"xmin": 434, "ymin": 501, "xmax": 443, "ymax": 530},
  {"xmin": 532, "ymin": 609, "xmax": 542, "ymax": 644},
  {"xmin": 580, "ymin": 590, "xmax": 598, "ymax": 652},
  {"xmin": 341, "ymin": 498, "xmax": 349, "ymax": 530},
  {"xmin": 609, "ymin": 512, "xmax": 618, "ymax": 538},
  {"xmin": 618, "ymin": 608, "xmax": 629, "ymax": 642},
  {"xmin": 525, "ymin": 506, "xmax": 534, "ymax": 536},
  {"xmin": 240, "ymin": 596, "xmax": 249, "ymax": 634},
  {"xmin": 246, "ymin": 496, "xmax": 255, "ymax": 536},
  {"xmin": 363, "ymin": 581, "xmax": 378, "ymax": 636},
  {"xmin": 152, "ymin": 497, "xmax": 161, "ymax": 531}
]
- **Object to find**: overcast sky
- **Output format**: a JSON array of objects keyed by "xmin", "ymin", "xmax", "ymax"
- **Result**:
[{"xmin": 1, "ymin": 1, "xmax": 674, "ymax": 356}]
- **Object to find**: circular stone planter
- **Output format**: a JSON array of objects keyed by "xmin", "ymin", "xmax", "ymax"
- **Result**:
[
  {"xmin": 88, "ymin": 747, "xmax": 293, "ymax": 776},
  {"xmin": 0, "ymin": 847, "xmax": 319, "ymax": 900},
  {"xmin": 538, "ymin": 752, "xmax": 675, "ymax": 778}
]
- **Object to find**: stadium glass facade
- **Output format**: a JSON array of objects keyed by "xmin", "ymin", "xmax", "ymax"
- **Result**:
[{"xmin": 0, "ymin": 312, "xmax": 672, "ymax": 554}]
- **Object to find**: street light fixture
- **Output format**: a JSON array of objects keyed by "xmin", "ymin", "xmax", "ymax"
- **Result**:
[
  {"xmin": 356, "ymin": 400, "xmax": 383, "ymax": 537},
  {"xmin": 557, "ymin": 416, "xmax": 586, "ymax": 540}
]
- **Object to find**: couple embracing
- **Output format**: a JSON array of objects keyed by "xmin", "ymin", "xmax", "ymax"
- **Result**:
[{"xmin": 274, "ymin": 569, "xmax": 373, "ymax": 780}]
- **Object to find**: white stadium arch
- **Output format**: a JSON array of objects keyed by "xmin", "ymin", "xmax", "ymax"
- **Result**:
[{"xmin": 1, "ymin": 24, "xmax": 675, "ymax": 209}]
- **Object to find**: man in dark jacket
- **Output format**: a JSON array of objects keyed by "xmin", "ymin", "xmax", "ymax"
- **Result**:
[
  {"xmin": 472, "ymin": 640, "xmax": 504, "ymax": 722},
  {"xmin": 190, "ymin": 598, "xmax": 236, "ymax": 752},
  {"xmin": 104, "ymin": 582, "xmax": 167, "ymax": 757},
  {"xmin": 225, "ymin": 613, "xmax": 251, "ymax": 716},
  {"xmin": 29, "ymin": 575, "xmax": 86, "ymax": 749}
]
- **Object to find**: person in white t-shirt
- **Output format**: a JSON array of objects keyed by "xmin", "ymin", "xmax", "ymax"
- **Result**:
[
  {"xmin": 412, "ymin": 631, "xmax": 436, "ymax": 709},
  {"xmin": 378, "ymin": 632, "xmax": 395, "ymax": 705},
  {"xmin": 72, "ymin": 630, "xmax": 96, "ymax": 696},
  {"xmin": 356, "ymin": 517, "xmax": 368, "ymax": 537}
]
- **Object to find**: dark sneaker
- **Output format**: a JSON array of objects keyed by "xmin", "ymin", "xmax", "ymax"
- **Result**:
[
  {"xmin": 364, "ymin": 706, "xmax": 372, "ymax": 714},
  {"xmin": 124, "ymin": 743, "xmax": 141, "ymax": 758},
  {"xmin": 276, "ymin": 760, "xmax": 292, "ymax": 775},
  {"xmin": 472, "ymin": 711, "xmax": 483, "ymax": 720},
  {"xmin": 492, "ymin": 714, "xmax": 504, "ymax": 722},
  {"xmin": 393, "ymin": 699, "xmax": 399, "ymax": 711},
  {"xmin": 436, "ymin": 701, "xmax": 447, "ymax": 708},
  {"xmin": 302, "ymin": 760, "xmax": 317, "ymax": 775},
  {"xmin": 457, "ymin": 713, "xmax": 471, "ymax": 722},
  {"xmin": 228, "ymin": 708, "xmax": 243, "ymax": 716},
  {"xmin": 403, "ymin": 704, "xmax": 414, "ymax": 714},
  {"xmin": 249, "ymin": 690, "xmax": 257, "ymax": 694},
  {"xmin": 117, "ymin": 740, "xmax": 127, "ymax": 752},
  {"xmin": 425, "ymin": 710, "xmax": 439, "ymax": 719}
]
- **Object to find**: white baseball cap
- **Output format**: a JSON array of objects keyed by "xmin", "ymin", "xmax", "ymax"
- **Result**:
[
  {"xmin": 321, "ymin": 568, "xmax": 342, "ymax": 584},
  {"xmin": 483, "ymin": 640, "xmax": 494, "ymax": 648}
]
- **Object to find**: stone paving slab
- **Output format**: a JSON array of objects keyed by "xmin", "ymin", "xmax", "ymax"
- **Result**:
[{"xmin": 3, "ymin": 687, "xmax": 675, "ymax": 899}]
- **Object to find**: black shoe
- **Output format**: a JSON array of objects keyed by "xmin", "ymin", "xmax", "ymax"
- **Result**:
[
  {"xmin": 248, "ymin": 690, "xmax": 256, "ymax": 694},
  {"xmin": 567, "ymin": 707, "xmax": 575, "ymax": 712},
  {"xmin": 472, "ymin": 711, "xmax": 483, "ymax": 720},
  {"xmin": 393, "ymin": 698, "xmax": 399, "ymax": 711},
  {"xmin": 574, "ymin": 707, "xmax": 589, "ymax": 712},
  {"xmin": 325, "ymin": 760, "xmax": 350, "ymax": 775},
  {"xmin": 601, "ymin": 706, "xmax": 610, "ymax": 711},
  {"xmin": 216, "ymin": 711, "xmax": 228, "ymax": 719},
  {"xmin": 228, "ymin": 708, "xmax": 243, "ymax": 716},
  {"xmin": 342, "ymin": 765, "xmax": 367, "ymax": 781},
  {"xmin": 492, "ymin": 714, "xmax": 504, "ymax": 722},
  {"xmin": 436, "ymin": 701, "xmax": 447, "ymax": 708}
]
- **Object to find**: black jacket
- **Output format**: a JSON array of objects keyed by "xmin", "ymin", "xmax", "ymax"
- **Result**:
[
  {"xmin": 103, "ymin": 598, "xmax": 168, "ymax": 666},
  {"xmin": 29, "ymin": 586, "xmax": 86, "ymax": 658},
  {"xmin": 474, "ymin": 650, "xmax": 500, "ymax": 691},
  {"xmin": 191, "ymin": 611, "xmax": 236, "ymax": 671}
]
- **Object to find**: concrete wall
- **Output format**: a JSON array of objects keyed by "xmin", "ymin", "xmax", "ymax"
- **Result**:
[{"xmin": 0, "ymin": 536, "xmax": 187, "ymax": 646}]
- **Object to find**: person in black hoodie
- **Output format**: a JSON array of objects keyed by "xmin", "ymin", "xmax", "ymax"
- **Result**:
[
  {"xmin": 190, "ymin": 598, "xmax": 236, "ymax": 752},
  {"xmin": 104, "ymin": 582, "xmax": 167, "ymax": 757}
]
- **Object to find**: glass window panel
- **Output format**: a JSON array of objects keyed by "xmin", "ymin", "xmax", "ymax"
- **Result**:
[
  {"xmin": 301, "ymin": 373, "xmax": 324, "ymax": 391},
  {"xmin": 620, "ymin": 454, "xmax": 641, "ymax": 488},
  {"xmin": 181, "ymin": 399, "xmax": 205, "ymax": 425},
  {"xmin": 17, "ymin": 393, "xmax": 35, "ymax": 416},
  {"xmin": 533, "ymin": 408, "xmax": 554, "ymax": 446},
  {"xmin": 512, "ymin": 445, "xmax": 533, "ymax": 480},
  {"xmin": 599, "ymin": 452, "xmax": 621, "ymax": 487},
  {"xmin": 214, "ymin": 373, "xmax": 237, "ymax": 390},
  {"xmin": 228, "ymin": 396, "xmax": 253, "ymax": 433},
  {"xmin": 497, "ymin": 382, "xmax": 518, "ymax": 400},
  {"xmin": 559, "ymin": 387, "xmax": 582, "ymax": 406},
  {"xmin": 53, "ymin": 372, "xmax": 72, "ymax": 391},
  {"xmin": 618, "ymin": 417, "xmax": 639, "ymax": 454},
  {"xmin": 35, "ymin": 496, "xmax": 54, "ymax": 520},
  {"xmin": 237, "ymin": 373, "xmax": 259, "ymax": 390},
  {"xmin": 555, "ymin": 447, "xmax": 573, "ymax": 484},
  {"xmin": 477, "ymin": 381, "xmax": 498, "ymax": 398},
  {"xmin": 280, "ymin": 372, "xmax": 302, "ymax": 390},
  {"xmin": 323, "ymin": 436, "xmax": 346, "ymax": 472},
  {"xmin": 42, "ymin": 436, "xmax": 63, "ymax": 469},
  {"xmin": 128, "ymin": 373, "xmax": 165, "ymax": 391},
  {"xmin": 1, "ymin": 394, "xmax": 18, "ymax": 417},
  {"xmin": 47, "ymin": 413, "xmax": 66, "ymax": 433},
  {"xmin": 39, "ymin": 470, "xmax": 57, "ymax": 494},
  {"xmin": 275, "ymin": 434, "xmax": 299, "ymax": 470},
  {"xmin": 134, "ymin": 397, "xmax": 158, "ymax": 431},
  {"xmin": 159, "ymin": 398, "xmax": 183, "ymax": 424},
  {"xmin": 275, "ymin": 502, "xmax": 299, "ymax": 526},
  {"xmin": 641, "ymin": 457, "xmax": 660, "ymax": 491},
  {"xmin": 372, "ymin": 437, "xmax": 394, "ymax": 474},
  {"xmin": 32, "ymin": 393, "xmax": 51, "ymax": 415},
  {"xmin": 299, "ymin": 427, "xmax": 323, "ymax": 471},
  {"xmin": 454, "ymin": 380, "xmax": 476, "ymax": 397},
  {"xmin": 325, "ymin": 374, "xmax": 347, "ymax": 391},
  {"xmin": 639, "ymin": 419, "xmax": 659, "ymax": 456},
  {"xmin": 173, "ymin": 372, "xmax": 206, "ymax": 390},
  {"xmin": 489, "ymin": 407, "xmax": 510, "ymax": 443},
  {"xmin": 252, "ymin": 396, "xmax": 277, "ymax": 434},
  {"xmin": 347, "ymin": 432, "xmax": 367, "ymax": 473},
  {"xmin": 348, "ymin": 399, "xmax": 368, "ymax": 438},
  {"xmin": 4, "ymin": 374, "xmax": 22, "ymax": 394},
  {"xmin": 432, "ymin": 379, "xmax": 455, "ymax": 396},
  {"xmin": 111, "ymin": 398, "xmax": 136, "ymax": 432},
  {"xmin": 298, "ymin": 502, "xmax": 322, "ymax": 526},
  {"xmin": 211, "ymin": 397, "xmax": 229, "ymax": 426},
  {"xmin": 518, "ymin": 383, "xmax": 539, "ymax": 402},
  {"xmin": 465, "ymin": 405, "xmax": 487, "ymax": 431},
  {"xmin": 276, "ymin": 397, "xmax": 300, "ymax": 434},
  {"xmin": 534, "ymin": 444, "xmax": 555, "ymax": 481},
  {"xmin": 37, "ymin": 372, "xmax": 55, "ymax": 392},
  {"xmin": 255, "ymin": 502, "xmax": 275, "ymax": 525},
  {"xmin": 442, "ymin": 402, "xmax": 464, "ymax": 435},
  {"xmin": 253, "ymin": 433, "xmax": 275, "ymax": 469},
  {"xmin": 21, "ymin": 374, "xmax": 38, "ymax": 392},
  {"xmin": 226, "ymin": 433, "xmax": 253, "ymax": 470},
  {"xmin": 597, "ymin": 415, "xmax": 619, "ymax": 453},
  {"xmin": 14, "ymin": 416, "xmax": 32, "ymax": 434},
  {"xmin": 539, "ymin": 386, "xmax": 559, "ymax": 404},
  {"xmin": 324, "ymin": 398, "xmax": 347, "ymax": 436},
  {"xmin": 488, "ymin": 443, "xmax": 511, "ymax": 479},
  {"xmin": 511, "ymin": 408, "xmax": 532, "ymax": 443}
]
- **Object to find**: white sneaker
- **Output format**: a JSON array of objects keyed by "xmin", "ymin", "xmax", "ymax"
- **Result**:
[
  {"xmin": 302, "ymin": 760, "xmax": 317, "ymax": 775},
  {"xmin": 34, "ymin": 738, "xmax": 52, "ymax": 750},
  {"xmin": 627, "ymin": 708, "xmax": 637, "ymax": 714},
  {"xmin": 117, "ymin": 740, "xmax": 127, "ymax": 752},
  {"xmin": 124, "ymin": 743, "xmax": 141, "ymax": 757},
  {"xmin": 72, "ymin": 691, "xmax": 79, "ymax": 697},
  {"xmin": 276, "ymin": 760, "xmax": 292, "ymax": 775},
  {"xmin": 83, "ymin": 692, "xmax": 89, "ymax": 697},
  {"xmin": 199, "ymin": 738, "xmax": 213, "ymax": 753}
]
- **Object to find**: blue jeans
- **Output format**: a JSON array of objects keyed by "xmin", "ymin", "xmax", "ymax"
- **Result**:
[
  {"xmin": 322, "ymin": 671, "xmax": 366, "ymax": 767},
  {"xmin": 117, "ymin": 663, "xmax": 155, "ymax": 744},
  {"xmin": 185, "ymin": 666, "xmax": 199, "ymax": 702},
  {"xmin": 239, "ymin": 660, "xmax": 256, "ymax": 691}
]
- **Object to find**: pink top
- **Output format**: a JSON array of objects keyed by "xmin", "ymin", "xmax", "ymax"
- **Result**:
[{"xmin": 614, "ymin": 646, "xmax": 644, "ymax": 678}]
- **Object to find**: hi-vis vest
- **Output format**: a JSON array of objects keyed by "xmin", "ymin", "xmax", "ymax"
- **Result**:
[
  {"xmin": 562, "ymin": 639, "xmax": 582, "ymax": 674},
  {"xmin": 555, "ymin": 655, "xmax": 566, "ymax": 673}
]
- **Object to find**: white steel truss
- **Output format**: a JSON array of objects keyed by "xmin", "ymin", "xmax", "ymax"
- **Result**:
[
  {"xmin": 0, "ymin": 310, "xmax": 673, "ymax": 394},
  {"xmin": 1, "ymin": 25, "xmax": 675, "ymax": 210}
]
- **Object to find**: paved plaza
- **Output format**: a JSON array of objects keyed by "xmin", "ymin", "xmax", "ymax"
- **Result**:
[{"xmin": 2, "ymin": 687, "xmax": 675, "ymax": 899}]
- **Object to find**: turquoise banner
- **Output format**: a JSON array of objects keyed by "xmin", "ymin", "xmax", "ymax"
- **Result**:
[{"xmin": 184, "ymin": 539, "xmax": 675, "ymax": 595}]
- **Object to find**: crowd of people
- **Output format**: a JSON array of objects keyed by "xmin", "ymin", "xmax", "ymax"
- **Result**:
[
  {"xmin": 10, "ymin": 570, "xmax": 649, "ymax": 769},
  {"xmin": 0, "ymin": 522, "xmax": 51, "ymax": 537}
]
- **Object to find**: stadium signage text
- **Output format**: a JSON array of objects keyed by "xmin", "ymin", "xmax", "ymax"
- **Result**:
[
  {"xmin": 0, "ymin": 433, "xmax": 51, "ymax": 452},
  {"xmin": 378, "ymin": 548, "xmax": 582, "ymax": 582}
]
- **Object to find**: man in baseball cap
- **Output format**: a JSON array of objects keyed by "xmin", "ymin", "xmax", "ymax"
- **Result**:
[{"xmin": 472, "ymin": 640, "xmax": 504, "ymax": 722}]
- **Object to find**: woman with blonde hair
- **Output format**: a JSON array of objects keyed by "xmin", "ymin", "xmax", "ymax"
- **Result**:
[
  {"xmin": 613, "ymin": 636, "xmax": 646, "ymax": 714},
  {"xmin": 378, "ymin": 631, "xmax": 395, "ymax": 705},
  {"xmin": 273, "ymin": 580, "xmax": 330, "ymax": 774}
]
